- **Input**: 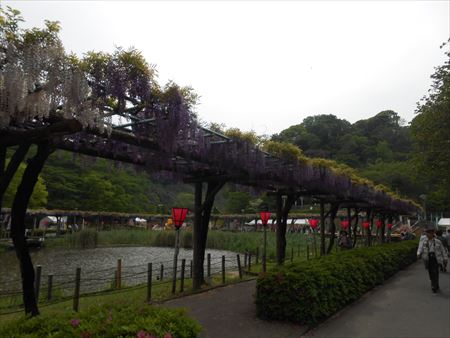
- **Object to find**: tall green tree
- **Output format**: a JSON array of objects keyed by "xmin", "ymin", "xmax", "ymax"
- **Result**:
[
  {"xmin": 225, "ymin": 191, "xmax": 251, "ymax": 214},
  {"xmin": 410, "ymin": 42, "xmax": 450, "ymax": 210}
]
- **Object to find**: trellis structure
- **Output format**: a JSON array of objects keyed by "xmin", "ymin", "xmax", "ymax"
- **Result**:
[{"xmin": 0, "ymin": 12, "xmax": 419, "ymax": 315}]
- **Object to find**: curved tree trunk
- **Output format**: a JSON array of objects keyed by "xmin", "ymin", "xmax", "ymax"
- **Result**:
[
  {"xmin": 10, "ymin": 142, "xmax": 52, "ymax": 316},
  {"xmin": 326, "ymin": 203, "xmax": 339, "ymax": 254},
  {"xmin": 0, "ymin": 143, "xmax": 31, "ymax": 211},
  {"xmin": 276, "ymin": 193, "xmax": 296, "ymax": 265},
  {"xmin": 192, "ymin": 180, "xmax": 225, "ymax": 290}
]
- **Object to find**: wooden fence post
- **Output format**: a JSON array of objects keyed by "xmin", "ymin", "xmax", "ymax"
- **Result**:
[
  {"xmin": 180, "ymin": 259, "xmax": 186, "ymax": 293},
  {"xmin": 291, "ymin": 247, "xmax": 294, "ymax": 262},
  {"xmin": 237, "ymin": 254, "xmax": 242, "ymax": 279},
  {"xmin": 116, "ymin": 259, "xmax": 122, "ymax": 289},
  {"xmin": 207, "ymin": 253, "xmax": 211, "ymax": 279},
  {"xmin": 160, "ymin": 264, "xmax": 164, "ymax": 281},
  {"xmin": 47, "ymin": 274, "xmax": 53, "ymax": 301},
  {"xmin": 73, "ymin": 267, "xmax": 81, "ymax": 312},
  {"xmin": 248, "ymin": 253, "xmax": 252, "ymax": 272},
  {"xmin": 190, "ymin": 260, "xmax": 193, "ymax": 278},
  {"xmin": 147, "ymin": 263, "xmax": 152, "ymax": 303},
  {"xmin": 222, "ymin": 255, "xmax": 225, "ymax": 284},
  {"xmin": 35, "ymin": 265, "xmax": 42, "ymax": 302}
]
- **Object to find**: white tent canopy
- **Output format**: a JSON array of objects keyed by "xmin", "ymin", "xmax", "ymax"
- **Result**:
[{"xmin": 438, "ymin": 218, "xmax": 450, "ymax": 226}]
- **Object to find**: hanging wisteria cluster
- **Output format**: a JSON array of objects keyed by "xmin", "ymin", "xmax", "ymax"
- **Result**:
[
  {"xmin": 0, "ymin": 8, "xmax": 419, "ymax": 215},
  {"xmin": 0, "ymin": 17, "xmax": 105, "ymax": 130}
]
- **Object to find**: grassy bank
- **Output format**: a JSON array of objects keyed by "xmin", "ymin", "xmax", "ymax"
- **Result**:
[
  {"xmin": 0, "ymin": 269, "xmax": 249, "ymax": 325},
  {"xmin": 46, "ymin": 229, "xmax": 314, "ymax": 260}
]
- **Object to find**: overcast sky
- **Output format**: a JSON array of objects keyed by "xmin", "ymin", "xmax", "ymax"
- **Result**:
[{"xmin": 4, "ymin": 1, "xmax": 449, "ymax": 135}]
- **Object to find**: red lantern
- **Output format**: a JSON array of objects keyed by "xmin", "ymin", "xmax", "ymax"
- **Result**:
[
  {"xmin": 260, "ymin": 211, "xmax": 271, "ymax": 225},
  {"xmin": 376, "ymin": 219, "xmax": 382, "ymax": 229},
  {"xmin": 341, "ymin": 219, "xmax": 350, "ymax": 230},
  {"xmin": 172, "ymin": 207, "xmax": 188, "ymax": 230},
  {"xmin": 309, "ymin": 219, "xmax": 319, "ymax": 229},
  {"xmin": 362, "ymin": 220, "xmax": 370, "ymax": 229},
  {"xmin": 387, "ymin": 223, "xmax": 393, "ymax": 229}
]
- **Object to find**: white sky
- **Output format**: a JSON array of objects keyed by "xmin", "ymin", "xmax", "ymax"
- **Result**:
[{"xmin": 3, "ymin": 0, "xmax": 449, "ymax": 135}]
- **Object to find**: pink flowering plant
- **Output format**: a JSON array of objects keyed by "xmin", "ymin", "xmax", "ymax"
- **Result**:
[{"xmin": 0, "ymin": 302, "xmax": 200, "ymax": 337}]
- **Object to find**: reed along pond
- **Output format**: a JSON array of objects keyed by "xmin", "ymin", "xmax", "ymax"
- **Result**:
[{"xmin": 0, "ymin": 247, "xmax": 239, "ymax": 295}]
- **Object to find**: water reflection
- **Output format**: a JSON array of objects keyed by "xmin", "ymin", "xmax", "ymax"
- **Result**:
[{"xmin": 0, "ymin": 247, "xmax": 238, "ymax": 294}]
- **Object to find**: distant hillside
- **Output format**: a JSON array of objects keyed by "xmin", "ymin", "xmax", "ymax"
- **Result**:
[
  {"xmin": 272, "ymin": 111, "xmax": 429, "ymax": 206},
  {"xmin": 272, "ymin": 111, "xmax": 411, "ymax": 167}
]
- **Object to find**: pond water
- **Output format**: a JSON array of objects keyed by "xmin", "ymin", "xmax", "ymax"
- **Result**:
[{"xmin": 0, "ymin": 246, "xmax": 238, "ymax": 295}]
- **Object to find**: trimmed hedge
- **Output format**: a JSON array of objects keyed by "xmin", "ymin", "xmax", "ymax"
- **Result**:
[
  {"xmin": 0, "ymin": 302, "xmax": 201, "ymax": 338},
  {"xmin": 256, "ymin": 240, "xmax": 418, "ymax": 325}
]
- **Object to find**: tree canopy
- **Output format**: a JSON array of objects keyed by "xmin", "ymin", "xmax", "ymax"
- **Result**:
[{"xmin": 410, "ymin": 42, "xmax": 450, "ymax": 210}]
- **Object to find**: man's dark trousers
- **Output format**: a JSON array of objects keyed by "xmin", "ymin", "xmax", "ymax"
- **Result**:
[{"xmin": 428, "ymin": 256, "xmax": 439, "ymax": 290}]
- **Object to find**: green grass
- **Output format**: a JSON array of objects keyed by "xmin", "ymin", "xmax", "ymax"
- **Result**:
[{"xmin": 0, "ymin": 268, "xmax": 251, "ymax": 325}]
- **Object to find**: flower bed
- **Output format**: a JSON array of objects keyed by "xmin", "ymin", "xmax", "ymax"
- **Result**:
[
  {"xmin": 0, "ymin": 302, "xmax": 201, "ymax": 338},
  {"xmin": 255, "ymin": 240, "xmax": 418, "ymax": 325}
]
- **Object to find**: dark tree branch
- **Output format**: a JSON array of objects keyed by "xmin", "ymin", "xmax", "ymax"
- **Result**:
[
  {"xmin": 11, "ymin": 141, "xmax": 53, "ymax": 316},
  {"xmin": 0, "ymin": 143, "xmax": 31, "ymax": 210}
]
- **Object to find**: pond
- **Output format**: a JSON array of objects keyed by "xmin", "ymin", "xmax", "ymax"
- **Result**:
[{"xmin": 0, "ymin": 246, "xmax": 239, "ymax": 295}]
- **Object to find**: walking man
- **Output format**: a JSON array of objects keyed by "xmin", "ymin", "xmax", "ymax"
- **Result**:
[{"xmin": 417, "ymin": 227, "xmax": 447, "ymax": 293}]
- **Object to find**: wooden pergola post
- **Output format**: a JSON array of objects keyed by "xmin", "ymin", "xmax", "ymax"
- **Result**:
[
  {"xmin": 320, "ymin": 200, "xmax": 326, "ymax": 256},
  {"xmin": 347, "ymin": 207, "xmax": 352, "ymax": 239},
  {"xmin": 191, "ymin": 179, "xmax": 226, "ymax": 290},
  {"xmin": 380, "ymin": 213, "xmax": 386, "ymax": 244},
  {"xmin": 326, "ymin": 202, "xmax": 340, "ymax": 254},
  {"xmin": 275, "ymin": 192, "xmax": 297, "ymax": 265}
]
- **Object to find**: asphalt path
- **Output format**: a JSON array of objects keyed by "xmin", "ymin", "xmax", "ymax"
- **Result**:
[
  {"xmin": 306, "ymin": 261, "xmax": 450, "ymax": 338},
  {"xmin": 164, "ymin": 262, "xmax": 450, "ymax": 338},
  {"xmin": 164, "ymin": 279, "xmax": 307, "ymax": 338}
]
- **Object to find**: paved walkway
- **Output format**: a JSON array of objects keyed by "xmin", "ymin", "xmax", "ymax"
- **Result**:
[
  {"xmin": 164, "ymin": 262, "xmax": 450, "ymax": 338},
  {"xmin": 306, "ymin": 261, "xmax": 450, "ymax": 338},
  {"xmin": 164, "ymin": 280, "xmax": 307, "ymax": 338}
]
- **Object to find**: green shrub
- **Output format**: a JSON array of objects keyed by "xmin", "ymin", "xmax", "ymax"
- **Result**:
[
  {"xmin": 255, "ymin": 240, "xmax": 418, "ymax": 325},
  {"xmin": 0, "ymin": 302, "xmax": 201, "ymax": 338}
]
